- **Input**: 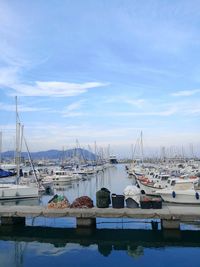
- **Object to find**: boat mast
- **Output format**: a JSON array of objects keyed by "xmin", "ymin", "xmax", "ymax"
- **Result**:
[
  {"xmin": 15, "ymin": 96, "xmax": 20, "ymax": 178},
  {"xmin": 0, "ymin": 131, "xmax": 2, "ymax": 167},
  {"xmin": 140, "ymin": 131, "xmax": 144, "ymax": 164}
]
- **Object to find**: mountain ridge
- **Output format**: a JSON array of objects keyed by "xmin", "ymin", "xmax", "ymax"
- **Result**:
[{"xmin": 1, "ymin": 148, "xmax": 96, "ymax": 160}]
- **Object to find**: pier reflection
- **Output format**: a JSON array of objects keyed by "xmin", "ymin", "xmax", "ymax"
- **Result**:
[{"xmin": 1, "ymin": 226, "xmax": 200, "ymax": 257}]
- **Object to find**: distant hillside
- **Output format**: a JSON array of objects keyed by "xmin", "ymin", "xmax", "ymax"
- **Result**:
[{"xmin": 2, "ymin": 148, "xmax": 96, "ymax": 161}]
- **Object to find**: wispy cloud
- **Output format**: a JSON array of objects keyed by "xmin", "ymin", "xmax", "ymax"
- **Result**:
[
  {"xmin": 125, "ymin": 98, "xmax": 146, "ymax": 108},
  {"xmin": 65, "ymin": 100, "xmax": 85, "ymax": 112},
  {"xmin": 8, "ymin": 81, "xmax": 108, "ymax": 97},
  {"xmin": 108, "ymin": 107, "xmax": 177, "ymax": 117},
  {"xmin": 171, "ymin": 89, "xmax": 200, "ymax": 97},
  {"xmin": 0, "ymin": 67, "xmax": 19, "ymax": 86},
  {"xmin": 104, "ymin": 96, "xmax": 146, "ymax": 108},
  {"xmin": 61, "ymin": 100, "xmax": 86, "ymax": 117},
  {"xmin": 0, "ymin": 102, "xmax": 49, "ymax": 112}
]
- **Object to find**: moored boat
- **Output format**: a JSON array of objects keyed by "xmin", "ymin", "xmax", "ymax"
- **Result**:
[{"xmin": 156, "ymin": 180, "xmax": 200, "ymax": 204}]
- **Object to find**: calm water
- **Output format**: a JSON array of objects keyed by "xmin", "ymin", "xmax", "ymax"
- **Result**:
[{"xmin": 1, "ymin": 164, "xmax": 200, "ymax": 267}]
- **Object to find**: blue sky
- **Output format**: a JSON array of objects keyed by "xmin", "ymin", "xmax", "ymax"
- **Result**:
[{"xmin": 1, "ymin": 0, "xmax": 200, "ymax": 157}]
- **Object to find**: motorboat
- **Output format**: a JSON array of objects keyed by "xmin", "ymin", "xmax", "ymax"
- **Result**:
[
  {"xmin": 136, "ymin": 172, "xmax": 200, "ymax": 196},
  {"xmin": 156, "ymin": 180, "xmax": 200, "ymax": 204},
  {"xmin": 44, "ymin": 170, "xmax": 81, "ymax": 182}
]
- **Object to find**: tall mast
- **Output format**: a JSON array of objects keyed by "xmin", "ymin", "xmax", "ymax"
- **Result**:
[
  {"xmin": 140, "ymin": 131, "xmax": 144, "ymax": 164},
  {"xmin": 0, "ymin": 131, "xmax": 2, "ymax": 166},
  {"xmin": 15, "ymin": 96, "xmax": 20, "ymax": 178}
]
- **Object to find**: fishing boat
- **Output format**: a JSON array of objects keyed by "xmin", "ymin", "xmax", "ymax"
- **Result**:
[{"xmin": 136, "ymin": 174, "xmax": 171, "ymax": 195}]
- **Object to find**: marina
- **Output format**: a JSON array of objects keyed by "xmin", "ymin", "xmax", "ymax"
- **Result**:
[
  {"xmin": 1, "ymin": 1, "xmax": 200, "ymax": 266},
  {"xmin": 1, "ymin": 159, "xmax": 200, "ymax": 266},
  {"xmin": 0, "ymin": 163, "xmax": 200, "ymax": 231}
]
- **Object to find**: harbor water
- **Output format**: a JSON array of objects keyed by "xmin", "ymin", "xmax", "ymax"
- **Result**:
[{"xmin": 1, "ymin": 164, "xmax": 200, "ymax": 267}]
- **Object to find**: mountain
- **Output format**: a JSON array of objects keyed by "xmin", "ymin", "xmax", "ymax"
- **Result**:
[{"xmin": 1, "ymin": 148, "xmax": 96, "ymax": 161}]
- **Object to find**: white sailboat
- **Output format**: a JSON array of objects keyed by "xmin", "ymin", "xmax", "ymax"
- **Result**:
[{"xmin": 0, "ymin": 96, "xmax": 39, "ymax": 200}]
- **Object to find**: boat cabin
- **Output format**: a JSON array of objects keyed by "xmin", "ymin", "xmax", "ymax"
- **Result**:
[{"xmin": 167, "ymin": 178, "xmax": 194, "ymax": 190}]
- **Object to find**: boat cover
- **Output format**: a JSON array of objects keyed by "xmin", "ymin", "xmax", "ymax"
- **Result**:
[{"xmin": 0, "ymin": 168, "xmax": 15, "ymax": 178}]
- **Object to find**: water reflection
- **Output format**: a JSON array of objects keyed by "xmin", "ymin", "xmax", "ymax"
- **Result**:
[
  {"xmin": 1, "ymin": 226, "xmax": 200, "ymax": 266},
  {"xmin": 1, "ymin": 226, "xmax": 200, "ymax": 252}
]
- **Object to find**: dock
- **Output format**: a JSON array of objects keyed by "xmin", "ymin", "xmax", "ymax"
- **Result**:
[{"xmin": 0, "ymin": 204, "xmax": 200, "ymax": 229}]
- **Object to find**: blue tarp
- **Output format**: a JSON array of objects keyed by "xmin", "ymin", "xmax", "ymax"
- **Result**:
[{"xmin": 0, "ymin": 168, "xmax": 15, "ymax": 178}]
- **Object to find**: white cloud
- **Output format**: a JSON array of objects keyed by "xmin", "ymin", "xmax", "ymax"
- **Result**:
[
  {"xmin": 171, "ymin": 89, "xmax": 200, "ymax": 97},
  {"xmin": 8, "ymin": 81, "xmax": 108, "ymax": 97}
]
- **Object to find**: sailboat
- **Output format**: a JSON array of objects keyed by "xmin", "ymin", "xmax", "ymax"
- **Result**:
[{"xmin": 0, "ymin": 97, "xmax": 39, "ymax": 200}]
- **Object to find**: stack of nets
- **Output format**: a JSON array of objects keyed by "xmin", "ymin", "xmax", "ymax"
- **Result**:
[
  {"xmin": 47, "ymin": 194, "xmax": 70, "ymax": 209},
  {"xmin": 70, "ymin": 196, "xmax": 94, "ymax": 208}
]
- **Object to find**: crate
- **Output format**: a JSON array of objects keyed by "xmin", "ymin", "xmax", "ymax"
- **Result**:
[
  {"xmin": 151, "ymin": 197, "xmax": 162, "ymax": 209},
  {"xmin": 140, "ymin": 196, "xmax": 162, "ymax": 209},
  {"xmin": 112, "ymin": 194, "xmax": 125, "ymax": 208},
  {"xmin": 140, "ymin": 200, "xmax": 152, "ymax": 209}
]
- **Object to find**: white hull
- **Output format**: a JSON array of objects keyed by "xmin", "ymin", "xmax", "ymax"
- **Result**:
[
  {"xmin": 0, "ymin": 184, "xmax": 39, "ymax": 200},
  {"xmin": 46, "ymin": 173, "xmax": 81, "ymax": 182},
  {"xmin": 157, "ymin": 189, "xmax": 200, "ymax": 204},
  {"xmin": 137, "ymin": 180, "xmax": 160, "ymax": 195},
  {"xmin": 75, "ymin": 169, "xmax": 96, "ymax": 175}
]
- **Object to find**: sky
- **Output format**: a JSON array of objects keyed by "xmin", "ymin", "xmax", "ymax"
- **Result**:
[{"xmin": 1, "ymin": 0, "xmax": 200, "ymax": 158}]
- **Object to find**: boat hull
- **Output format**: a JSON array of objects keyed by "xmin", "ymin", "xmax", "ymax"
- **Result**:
[
  {"xmin": 157, "ymin": 190, "xmax": 200, "ymax": 204},
  {"xmin": 137, "ymin": 180, "xmax": 160, "ymax": 195},
  {"xmin": 0, "ymin": 184, "xmax": 39, "ymax": 200}
]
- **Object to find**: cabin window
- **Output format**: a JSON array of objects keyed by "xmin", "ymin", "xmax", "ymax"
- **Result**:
[{"xmin": 171, "ymin": 181, "xmax": 176, "ymax": 186}]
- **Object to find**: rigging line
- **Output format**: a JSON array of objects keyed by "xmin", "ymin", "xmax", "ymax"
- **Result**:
[
  {"xmin": 23, "ymin": 136, "xmax": 40, "ymax": 187},
  {"xmin": 16, "ymin": 110, "xmax": 40, "ymax": 188}
]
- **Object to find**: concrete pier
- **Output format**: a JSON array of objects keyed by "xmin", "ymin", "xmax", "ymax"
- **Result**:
[
  {"xmin": 161, "ymin": 219, "xmax": 180, "ymax": 230},
  {"xmin": 0, "ymin": 205, "xmax": 199, "ymax": 229},
  {"xmin": 76, "ymin": 218, "xmax": 96, "ymax": 228},
  {"xmin": 1, "ymin": 216, "xmax": 25, "ymax": 226}
]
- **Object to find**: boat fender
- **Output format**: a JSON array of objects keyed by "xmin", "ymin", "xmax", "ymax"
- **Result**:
[
  {"xmin": 172, "ymin": 191, "xmax": 176, "ymax": 198},
  {"xmin": 195, "ymin": 192, "xmax": 199, "ymax": 200}
]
